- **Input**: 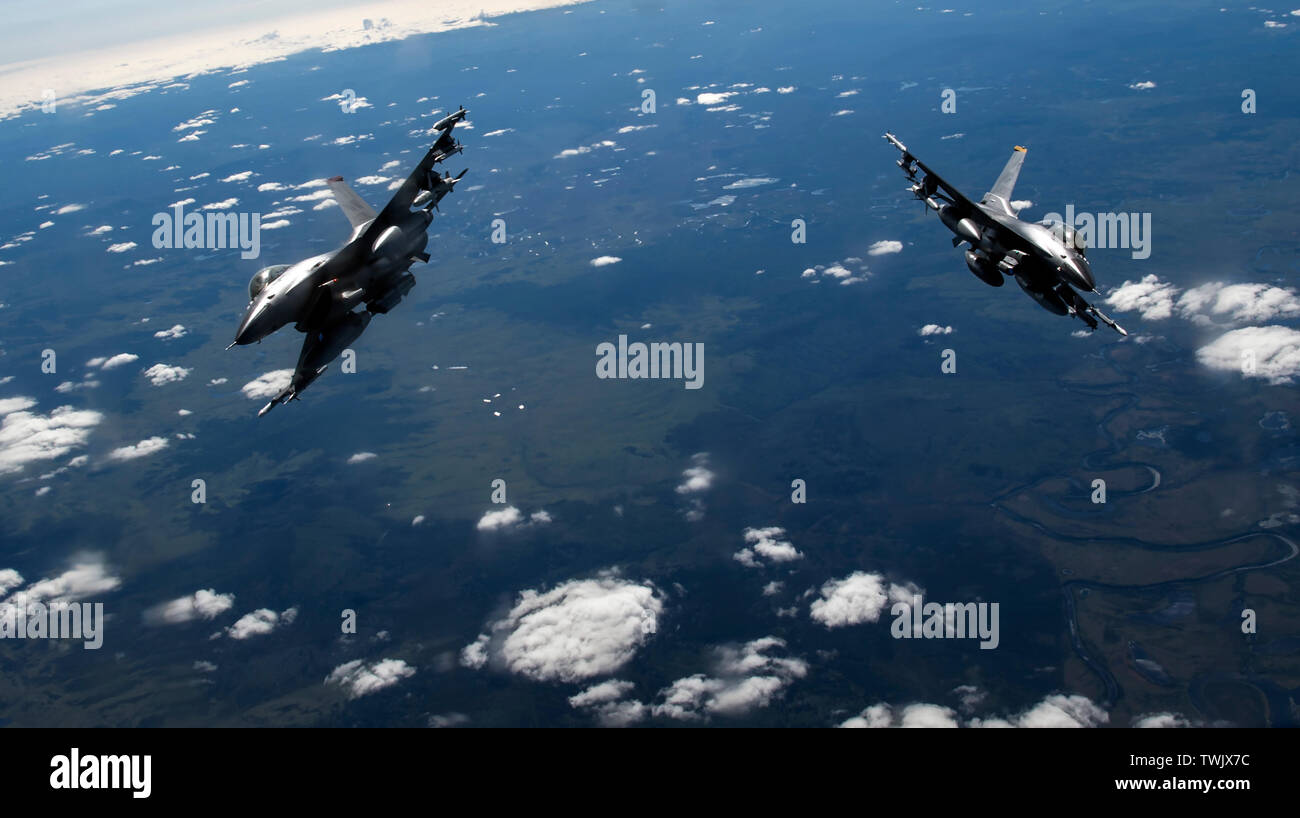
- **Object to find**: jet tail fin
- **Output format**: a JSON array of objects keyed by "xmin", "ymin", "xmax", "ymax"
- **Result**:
[
  {"xmin": 326, "ymin": 176, "xmax": 379, "ymax": 230},
  {"xmin": 982, "ymin": 145, "xmax": 1027, "ymax": 213}
]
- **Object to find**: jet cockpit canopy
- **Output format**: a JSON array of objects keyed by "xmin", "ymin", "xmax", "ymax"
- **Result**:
[{"xmin": 249, "ymin": 265, "xmax": 290, "ymax": 301}]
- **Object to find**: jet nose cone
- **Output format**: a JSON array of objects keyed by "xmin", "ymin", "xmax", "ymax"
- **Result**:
[
  {"xmin": 1062, "ymin": 257, "xmax": 1095, "ymax": 291},
  {"xmin": 234, "ymin": 301, "xmax": 270, "ymax": 346}
]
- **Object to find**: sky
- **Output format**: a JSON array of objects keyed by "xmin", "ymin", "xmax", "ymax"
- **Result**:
[{"xmin": 2, "ymin": 1, "xmax": 356, "ymax": 63}]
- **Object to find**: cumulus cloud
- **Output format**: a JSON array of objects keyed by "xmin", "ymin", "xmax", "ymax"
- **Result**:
[
  {"xmin": 1108, "ymin": 275, "xmax": 1300, "ymax": 325},
  {"xmin": 809, "ymin": 571, "xmax": 919, "ymax": 629},
  {"xmin": 347, "ymin": 451, "xmax": 377, "ymax": 464},
  {"xmin": 567, "ymin": 679, "xmax": 647, "ymax": 727},
  {"xmin": 918, "ymin": 324, "xmax": 953, "ymax": 336},
  {"xmin": 153, "ymin": 324, "xmax": 188, "ymax": 340},
  {"xmin": 1106, "ymin": 274, "xmax": 1179, "ymax": 320},
  {"xmin": 653, "ymin": 637, "xmax": 807, "ymax": 720},
  {"xmin": 675, "ymin": 452, "xmax": 715, "ymax": 521},
  {"xmin": 841, "ymin": 702, "xmax": 959, "ymax": 728},
  {"xmin": 675, "ymin": 452, "xmax": 714, "ymax": 494},
  {"xmin": 1196, "ymin": 326, "xmax": 1300, "ymax": 385},
  {"xmin": 554, "ymin": 139, "xmax": 616, "ymax": 158},
  {"xmin": 3, "ymin": 555, "xmax": 121, "ymax": 606},
  {"xmin": 107, "ymin": 436, "xmax": 170, "ymax": 461},
  {"xmin": 240, "ymin": 369, "xmax": 293, "ymax": 399},
  {"xmin": 801, "ymin": 257, "xmax": 870, "ymax": 286},
  {"xmin": 144, "ymin": 588, "xmax": 235, "ymax": 624},
  {"xmin": 225, "ymin": 606, "xmax": 298, "ymax": 640},
  {"xmin": 867, "ymin": 240, "xmax": 903, "ymax": 256},
  {"xmin": 733, "ymin": 526, "xmax": 804, "ymax": 568},
  {"xmin": 325, "ymin": 658, "xmax": 416, "ymax": 699},
  {"xmin": 590, "ymin": 256, "xmax": 622, "ymax": 267},
  {"xmin": 460, "ymin": 572, "xmax": 663, "ymax": 683},
  {"xmin": 142, "ymin": 363, "xmax": 190, "ymax": 386},
  {"xmin": 474, "ymin": 505, "xmax": 553, "ymax": 532},
  {"xmin": 841, "ymin": 693, "xmax": 1109, "ymax": 728},
  {"xmin": 0, "ymin": 398, "xmax": 103, "ymax": 475},
  {"xmin": 1132, "ymin": 712, "xmax": 1195, "ymax": 728},
  {"xmin": 97, "ymin": 353, "xmax": 139, "ymax": 370},
  {"xmin": 696, "ymin": 91, "xmax": 736, "ymax": 105},
  {"xmin": 1177, "ymin": 282, "xmax": 1300, "ymax": 324}
]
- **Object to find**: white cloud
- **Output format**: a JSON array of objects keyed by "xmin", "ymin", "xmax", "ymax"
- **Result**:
[
  {"xmin": 347, "ymin": 451, "xmax": 377, "ymax": 464},
  {"xmin": 106, "ymin": 241, "xmax": 138, "ymax": 253},
  {"xmin": 675, "ymin": 452, "xmax": 714, "ymax": 494},
  {"xmin": 696, "ymin": 91, "xmax": 736, "ymax": 105},
  {"xmin": 801, "ymin": 258, "xmax": 870, "ymax": 286},
  {"xmin": 108, "ymin": 436, "xmax": 170, "ymax": 461},
  {"xmin": 460, "ymin": 572, "xmax": 663, "ymax": 683},
  {"xmin": 325, "ymin": 658, "xmax": 416, "ymax": 698},
  {"xmin": 7, "ymin": 555, "xmax": 121, "ymax": 605},
  {"xmin": 240, "ymin": 369, "xmax": 293, "ymax": 399},
  {"xmin": 568, "ymin": 679, "xmax": 636, "ymax": 708},
  {"xmin": 0, "ymin": 568, "xmax": 24, "ymax": 596},
  {"xmin": 144, "ymin": 589, "xmax": 235, "ymax": 624},
  {"xmin": 1196, "ymin": 326, "xmax": 1300, "ymax": 385},
  {"xmin": 653, "ymin": 637, "xmax": 807, "ymax": 720},
  {"xmin": 867, "ymin": 240, "xmax": 903, "ymax": 256},
  {"xmin": 225, "ymin": 606, "xmax": 298, "ymax": 640},
  {"xmin": 201, "ymin": 198, "xmax": 239, "ymax": 211},
  {"xmin": 143, "ymin": 363, "xmax": 190, "ymax": 386},
  {"xmin": 841, "ymin": 702, "xmax": 959, "ymax": 728},
  {"xmin": 841, "ymin": 693, "xmax": 1109, "ymax": 728},
  {"xmin": 1105, "ymin": 274, "xmax": 1179, "ymax": 320},
  {"xmin": 733, "ymin": 526, "xmax": 804, "ymax": 568},
  {"xmin": 918, "ymin": 324, "xmax": 953, "ymax": 336},
  {"xmin": 722, "ymin": 177, "xmax": 777, "ymax": 190},
  {"xmin": 675, "ymin": 452, "xmax": 715, "ymax": 521},
  {"xmin": 554, "ymin": 139, "xmax": 616, "ymax": 158},
  {"xmin": 0, "ymin": 399, "xmax": 103, "ymax": 475},
  {"xmin": 568, "ymin": 681, "xmax": 646, "ymax": 727},
  {"xmin": 1132, "ymin": 712, "xmax": 1194, "ymax": 728},
  {"xmin": 475, "ymin": 505, "xmax": 552, "ymax": 532},
  {"xmin": 95, "ymin": 353, "xmax": 138, "ymax": 370},
  {"xmin": 54, "ymin": 203, "xmax": 86, "ymax": 215},
  {"xmin": 590, "ymin": 256, "xmax": 622, "ymax": 267},
  {"xmin": 1129, "ymin": 80, "xmax": 1157, "ymax": 90},
  {"xmin": 809, "ymin": 571, "xmax": 919, "ymax": 629},
  {"xmin": 1176, "ymin": 282, "xmax": 1300, "ymax": 324},
  {"xmin": 153, "ymin": 324, "xmax": 187, "ymax": 340}
]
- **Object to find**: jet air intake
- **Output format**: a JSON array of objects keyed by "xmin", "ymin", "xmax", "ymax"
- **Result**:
[{"xmin": 937, "ymin": 204, "xmax": 981, "ymax": 244}]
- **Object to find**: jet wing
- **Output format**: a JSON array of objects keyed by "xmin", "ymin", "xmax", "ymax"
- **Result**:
[
  {"xmin": 883, "ymin": 132, "xmax": 1000, "ymax": 232},
  {"xmin": 369, "ymin": 107, "xmax": 468, "ymax": 224},
  {"xmin": 326, "ymin": 176, "xmax": 378, "ymax": 229},
  {"xmin": 308, "ymin": 107, "xmax": 469, "ymax": 289}
]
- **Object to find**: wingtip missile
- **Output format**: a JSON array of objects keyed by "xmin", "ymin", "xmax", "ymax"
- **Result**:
[{"xmin": 432, "ymin": 106, "xmax": 469, "ymax": 132}]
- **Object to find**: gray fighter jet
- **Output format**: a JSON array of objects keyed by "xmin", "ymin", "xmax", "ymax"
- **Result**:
[
  {"xmin": 231, "ymin": 106, "xmax": 470, "ymax": 415},
  {"xmin": 883, "ymin": 132, "xmax": 1126, "ymax": 336}
]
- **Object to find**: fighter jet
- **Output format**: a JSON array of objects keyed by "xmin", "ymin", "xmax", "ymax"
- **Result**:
[
  {"xmin": 231, "ymin": 106, "xmax": 470, "ymax": 415},
  {"xmin": 882, "ymin": 132, "xmax": 1126, "ymax": 336}
]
